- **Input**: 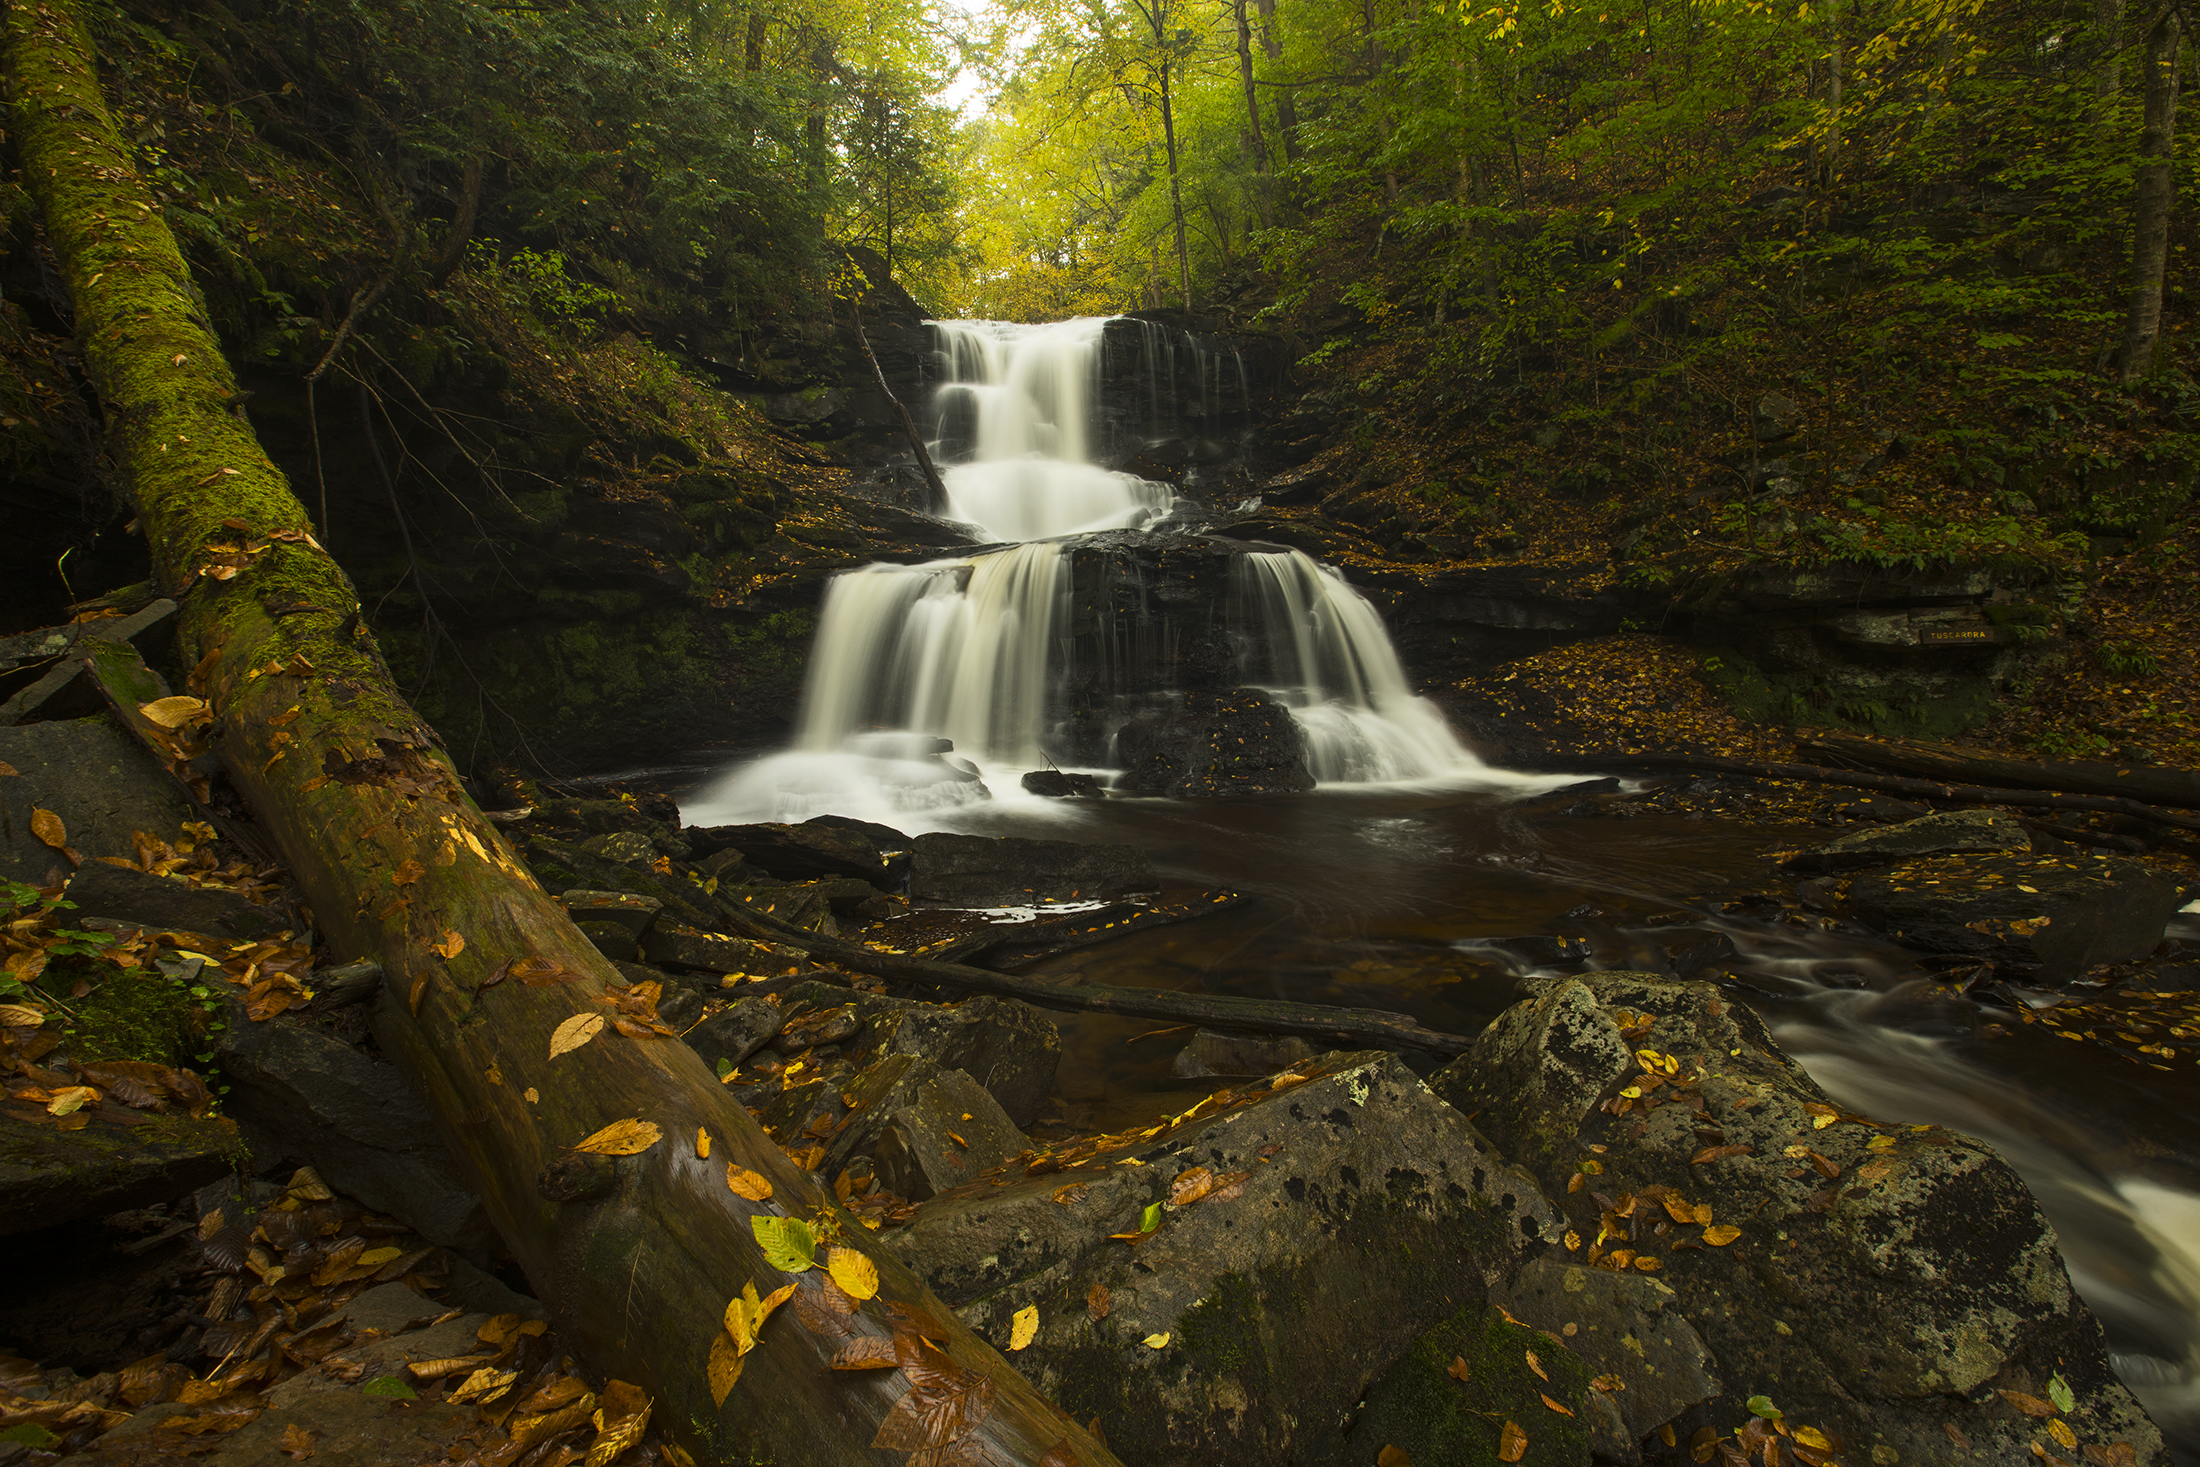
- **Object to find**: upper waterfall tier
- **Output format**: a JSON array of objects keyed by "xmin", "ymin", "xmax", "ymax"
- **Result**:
[{"xmin": 927, "ymin": 318, "xmax": 1173, "ymax": 543}]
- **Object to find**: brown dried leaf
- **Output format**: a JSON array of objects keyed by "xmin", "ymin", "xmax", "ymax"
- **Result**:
[
  {"xmin": 391, "ymin": 860, "xmax": 424, "ymax": 887},
  {"xmin": 1446, "ymin": 1356, "xmax": 1470, "ymax": 1383},
  {"xmin": 571, "ymin": 1119, "xmax": 662, "ymax": 1156},
  {"xmin": 279, "ymin": 1423, "xmax": 314, "ymax": 1460},
  {"xmin": 871, "ymin": 1341, "xmax": 994, "ymax": 1452},
  {"xmin": 1540, "ymin": 1393, "xmax": 1574, "ymax": 1416},
  {"xmin": 1690, "ymin": 1144, "xmax": 1754, "ymax": 1165},
  {"xmin": 2000, "ymin": 1390, "xmax": 2057, "ymax": 1418},
  {"xmin": 1168, "ymin": 1167, "xmax": 1217, "ymax": 1206},
  {"xmin": 431, "ymin": 930, "xmax": 465, "ymax": 961},
  {"xmin": 829, "ymin": 1337, "xmax": 901, "ymax": 1371},
  {"xmin": 1378, "ymin": 1448, "xmax": 1412, "ymax": 1467},
  {"xmin": 448, "ymin": 1367, "xmax": 519, "ymax": 1406},
  {"xmin": 725, "ymin": 1165, "xmax": 773, "ymax": 1201},
  {"xmin": 549, "ymin": 1013, "xmax": 604, "ymax": 1059},
  {"xmin": 1499, "ymin": 1420, "xmax": 1528, "ymax": 1462},
  {"xmin": 513, "ymin": 1379, "xmax": 591, "ymax": 1416},
  {"xmin": 29, "ymin": 809, "xmax": 67, "ymax": 850},
  {"xmin": 705, "ymin": 1332, "xmax": 743, "ymax": 1408},
  {"xmin": 1085, "ymin": 1284, "xmax": 1111, "ymax": 1321},
  {"xmin": 512, "ymin": 955, "xmax": 567, "ymax": 985},
  {"xmin": 1703, "ymin": 1225, "xmax": 1742, "ymax": 1246}
]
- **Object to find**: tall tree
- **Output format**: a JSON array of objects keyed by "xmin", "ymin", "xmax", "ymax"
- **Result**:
[
  {"xmin": 2, "ymin": 4, "xmax": 1122, "ymax": 1463},
  {"xmin": 2118, "ymin": 9, "xmax": 2180, "ymax": 382}
]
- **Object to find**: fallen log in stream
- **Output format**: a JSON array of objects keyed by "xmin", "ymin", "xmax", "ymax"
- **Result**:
[
  {"xmin": 4, "ymin": 6, "xmax": 1116, "ymax": 1463},
  {"xmin": 1532, "ymin": 751, "xmax": 2200, "ymax": 833},
  {"xmin": 715, "ymin": 901, "xmax": 1478, "ymax": 1057}
]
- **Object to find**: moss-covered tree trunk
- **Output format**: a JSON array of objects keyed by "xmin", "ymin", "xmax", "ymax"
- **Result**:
[{"xmin": 2, "ymin": 5, "xmax": 1117, "ymax": 1464}]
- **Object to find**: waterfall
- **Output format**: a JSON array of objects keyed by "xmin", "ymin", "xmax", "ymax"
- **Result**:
[
  {"xmin": 796, "ymin": 543, "xmax": 1066, "ymax": 765},
  {"xmin": 689, "ymin": 314, "xmax": 1500, "ymax": 825},
  {"xmin": 1229, "ymin": 551, "xmax": 1481, "ymax": 783},
  {"xmin": 927, "ymin": 319, "xmax": 1173, "ymax": 542}
]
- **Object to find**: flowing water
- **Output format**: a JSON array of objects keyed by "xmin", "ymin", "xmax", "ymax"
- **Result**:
[{"xmin": 683, "ymin": 315, "xmax": 2200, "ymax": 1454}]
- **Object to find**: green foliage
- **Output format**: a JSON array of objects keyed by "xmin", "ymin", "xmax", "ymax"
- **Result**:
[{"xmin": 2100, "ymin": 639, "xmax": 2161, "ymax": 677}]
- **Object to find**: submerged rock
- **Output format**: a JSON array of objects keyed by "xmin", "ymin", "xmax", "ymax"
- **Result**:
[
  {"xmin": 1845, "ymin": 850, "xmax": 2184, "ymax": 978},
  {"xmin": 1113, "ymin": 687, "xmax": 1315, "ymax": 797},
  {"xmin": 1782, "ymin": 807, "xmax": 2030, "ymax": 873},
  {"xmin": 883, "ymin": 1051, "xmax": 1561, "ymax": 1465},
  {"xmin": 1433, "ymin": 973, "xmax": 2165, "ymax": 1464},
  {"xmin": 907, "ymin": 832, "xmax": 1157, "ymax": 904},
  {"xmin": 1020, "ymin": 770, "xmax": 1104, "ymax": 798}
]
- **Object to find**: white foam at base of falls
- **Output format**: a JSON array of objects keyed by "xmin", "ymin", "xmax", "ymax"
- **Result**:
[
  {"xmin": 795, "ymin": 542, "xmax": 1066, "ymax": 765},
  {"xmin": 1231, "ymin": 550, "xmax": 1490, "ymax": 785}
]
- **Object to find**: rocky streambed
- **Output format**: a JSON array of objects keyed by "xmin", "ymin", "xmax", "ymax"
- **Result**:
[{"xmin": 3, "ymin": 709, "xmax": 2197, "ymax": 1466}]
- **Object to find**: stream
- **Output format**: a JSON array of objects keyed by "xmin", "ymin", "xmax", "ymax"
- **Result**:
[{"xmin": 679, "ymin": 315, "xmax": 2200, "ymax": 1455}]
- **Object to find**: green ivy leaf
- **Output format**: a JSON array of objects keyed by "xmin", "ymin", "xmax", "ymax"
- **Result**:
[
  {"xmin": 1745, "ymin": 1395, "xmax": 1783, "ymax": 1420},
  {"xmin": 361, "ymin": 1376, "xmax": 417, "ymax": 1400},
  {"xmin": 2048, "ymin": 1373, "xmax": 2075, "ymax": 1414},
  {"xmin": 751, "ymin": 1214, "xmax": 816, "ymax": 1274},
  {"xmin": 1140, "ymin": 1201, "xmax": 1162, "ymax": 1233}
]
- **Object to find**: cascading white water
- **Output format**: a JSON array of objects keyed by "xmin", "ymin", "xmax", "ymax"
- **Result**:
[
  {"xmin": 687, "ymin": 315, "xmax": 1509, "ymax": 825},
  {"xmin": 1230, "ymin": 551, "xmax": 1484, "ymax": 783},
  {"xmin": 928, "ymin": 319, "xmax": 1173, "ymax": 542},
  {"xmin": 796, "ymin": 542, "xmax": 1066, "ymax": 764}
]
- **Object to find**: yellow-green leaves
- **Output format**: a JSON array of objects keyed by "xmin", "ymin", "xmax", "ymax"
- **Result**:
[{"xmin": 751, "ymin": 1215, "xmax": 817, "ymax": 1274}]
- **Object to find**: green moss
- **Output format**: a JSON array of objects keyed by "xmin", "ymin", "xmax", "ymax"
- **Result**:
[
  {"xmin": 61, "ymin": 964, "xmax": 204, "ymax": 1066},
  {"xmin": 1343, "ymin": 1302, "xmax": 1596, "ymax": 1465}
]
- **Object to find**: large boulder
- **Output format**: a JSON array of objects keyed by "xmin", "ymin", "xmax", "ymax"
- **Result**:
[
  {"xmin": 0, "ymin": 720, "xmax": 192, "ymax": 884},
  {"xmin": 0, "ymin": 1107, "xmax": 239, "ymax": 1238},
  {"xmin": 1845, "ymin": 851, "xmax": 2184, "ymax": 978},
  {"xmin": 908, "ymin": 833, "xmax": 1157, "ymax": 905},
  {"xmin": 883, "ymin": 1051, "xmax": 1561, "ymax": 1465},
  {"xmin": 1433, "ymin": 974, "xmax": 2165, "ymax": 1464},
  {"xmin": 216, "ymin": 1001, "xmax": 495, "ymax": 1252},
  {"xmin": 1781, "ymin": 808, "xmax": 2030, "ymax": 873},
  {"xmin": 842, "ymin": 988, "xmax": 1061, "ymax": 1127},
  {"xmin": 1113, "ymin": 688, "xmax": 1315, "ymax": 797}
]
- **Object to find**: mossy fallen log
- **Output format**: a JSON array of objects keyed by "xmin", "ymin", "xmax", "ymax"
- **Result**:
[{"xmin": 3, "ymin": 5, "xmax": 1116, "ymax": 1463}]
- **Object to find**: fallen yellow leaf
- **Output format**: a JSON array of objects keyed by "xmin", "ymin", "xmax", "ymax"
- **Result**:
[
  {"xmin": 550, "ymin": 1012, "xmax": 604, "ymax": 1059},
  {"xmin": 572, "ymin": 1118, "xmax": 661, "ymax": 1156},
  {"xmin": 1008, "ymin": 1305, "xmax": 1038, "ymax": 1351},
  {"xmin": 826, "ymin": 1247, "xmax": 879, "ymax": 1303},
  {"xmin": 726, "ymin": 1164, "xmax": 773, "ymax": 1201}
]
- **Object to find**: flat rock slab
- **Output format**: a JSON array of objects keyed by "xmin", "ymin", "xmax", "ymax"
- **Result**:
[
  {"xmin": 884, "ymin": 1051, "xmax": 1560, "ymax": 1465},
  {"xmin": 0, "ymin": 719, "xmax": 192, "ymax": 883},
  {"xmin": 1782, "ymin": 807, "xmax": 2029, "ymax": 873},
  {"xmin": 65, "ymin": 861, "xmax": 287, "ymax": 940},
  {"xmin": 686, "ymin": 820, "xmax": 896, "ymax": 885},
  {"xmin": 0, "ymin": 1106, "xmax": 239, "ymax": 1236},
  {"xmin": 1433, "ymin": 973, "xmax": 2165, "ymax": 1464},
  {"xmin": 217, "ymin": 1003, "xmax": 492, "ymax": 1251},
  {"xmin": 908, "ymin": 832, "xmax": 1157, "ymax": 905},
  {"xmin": 1845, "ymin": 850, "xmax": 2184, "ymax": 977}
]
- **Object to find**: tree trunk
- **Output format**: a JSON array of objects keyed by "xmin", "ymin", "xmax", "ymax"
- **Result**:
[
  {"xmin": 2119, "ymin": 11, "xmax": 2180, "ymax": 383},
  {"xmin": 745, "ymin": 7, "xmax": 766, "ymax": 71},
  {"xmin": 1793, "ymin": 731, "xmax": 2200, "ymax": 809},
  {"xmin": 1253, "ymin": 0, "xmax": 1300, "ymax": 161},
  {"xmin": 1158, "ymin": 61, "xmax": 1194, "ymax": 309},
  {"xmin": 2, "ymin": 6, "xmax": 1119, "ymax": 1465},
  {"xmin": 2094, "ymin": 0, "xmax": 2126, "ymax": 135},
  {"xmin": 1233, "ymin": 0, "xmax": 1268, "ymax": 173}
]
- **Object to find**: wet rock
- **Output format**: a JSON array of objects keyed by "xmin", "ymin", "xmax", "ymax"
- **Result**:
[
  {"xmin": 685, "ymin": 821, "xmax": 896, "ymax": 886},
  {"xmin": 1331, "ymin": 1302, "xmax": 1598, "ymax": 1466},
  {"xmin": 1432, "ymin": 973, "xmax": 2165, "ymax": 1465},
  {"xmin": 1846, "ymin": 851, "xmax": 2183, "ymax": 978},
  {"xmin": 1782, "ymin": 808, "xmax": 2030, "ymax": 873},
  {"xmin": 557, "ymin": 890, "xmax": 662, "ymax": 934},
  {"xmin": 577, "ymin": 830, "xmax": 657, "ymax": 867},
  {"xmin": 0, "ymin": 719, "xmax": 193, "ymax": 884},
  {"xmin": 1170, "ymin": 1028, "xmax": 1317, "ymax": 1079},
  {"xmin": 575, "ymin": 920, "xmax": 639, "ymax": 961},
  {"xmin": 908, "ymin": 832, "xmax": 1157, "ymax": 904},
  {"xmin": 512, "ymin": 830, "xmax": 721, "ymax": 928},
  {"xmin": 212, "ymin": 1366, "xmax": 478, "ymax": 1467},
  {"xmin": 803, "ymin": 813, "xmax": 913, "ymax": 851},
  {"xmin": 653, "ymin": 979, "xmax": 707, "ymax": 1032},
  {"xmin": 1113, "ymin": 688, "xmax": 1315, "ymax": 798},
  {"xmin": 1020, "ymin": 770, "xmax": 1104, "ymax": 798},
  {"xmin": 682, "ymin": 996, "xmax": 784, "ymax": 1069},
  {"xmin": 713, "ymin": 882, "xmax": 837, "ymax": 934},
  {"xmin": 883, "ymin": 1052, "xmax": 1561, "ymax": 1466},
  {"xmin": 1494, "ymin": 1255, "xmax": 1719, "ymax": 1450},
  {"xmin": 0, "ymin": 1108, "xmax": 239, "ymax": 1238},
  {"xmin": 218, "ymin": 1006, "xmax": 494, "ymax": 1252},
  {"xmin": 846, "ymin": 1057, "xmax": 1028, "ymax": 1201},
  {"xmin": 642, "ymin": 923, "xmax": 761, "ymax": 975},
  {"xmin": 62, "ymin": 862, "xmax": 287, "ymax": 941},
  {"xmin": 842, "ymin": 990, "xmax": 1061, "ymax": 1127}
]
